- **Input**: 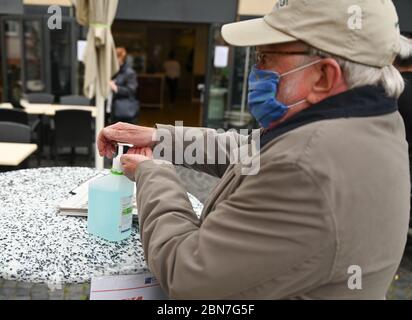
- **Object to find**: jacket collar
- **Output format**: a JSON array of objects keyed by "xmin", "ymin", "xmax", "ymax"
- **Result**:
[{"xmin": 260, "ymin": 85, "xmax": 398, "ymax": 149}]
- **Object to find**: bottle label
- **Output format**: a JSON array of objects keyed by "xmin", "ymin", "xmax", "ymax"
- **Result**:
[{"xmin": 120, "ymin": 195, "xmax": 133, "ymax": 233}]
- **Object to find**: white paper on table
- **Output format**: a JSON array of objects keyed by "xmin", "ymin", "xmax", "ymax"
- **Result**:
[
  {"xmin": 90, "ymin": 272, "xmax": 168, "ymax": 300},
  {"xmin": 214, "ymin": 46, "xmax": 229, "ymax": 68}
]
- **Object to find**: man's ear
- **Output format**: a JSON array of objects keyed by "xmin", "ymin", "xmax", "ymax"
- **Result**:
[{"xmin": 306, "ymin": 58, "xmax": 345, "ymax": 104}]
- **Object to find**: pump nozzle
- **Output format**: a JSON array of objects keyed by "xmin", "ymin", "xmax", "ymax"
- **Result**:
[{"xmin": 111, "ymin": 143, "xmax": 133, "ymax": 175}]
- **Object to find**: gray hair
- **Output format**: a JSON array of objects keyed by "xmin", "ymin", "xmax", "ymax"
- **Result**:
[
  {"xmin": 395, "ymin": 35, "xmax": 412, "ymax": 68},
  {"xmin": 306, "ymin": 46, "xmax": 405, "ymax": 99}
]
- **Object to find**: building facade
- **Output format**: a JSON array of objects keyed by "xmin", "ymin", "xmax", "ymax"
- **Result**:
[{"xmin": 1, "ymin": 0, "xmax": 411, "ymax": 128}]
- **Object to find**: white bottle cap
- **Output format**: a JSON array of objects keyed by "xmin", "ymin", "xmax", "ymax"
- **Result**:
[{"xmin": 111, "ymin": 143, "xmax": 133, "ymax": 175}]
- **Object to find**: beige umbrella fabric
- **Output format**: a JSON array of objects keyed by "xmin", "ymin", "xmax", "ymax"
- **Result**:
[{"xmin": 73, "ymin": 0, "xmax": 119, "ymax": 169}]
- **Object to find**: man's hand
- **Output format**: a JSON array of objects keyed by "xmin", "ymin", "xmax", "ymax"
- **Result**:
[
  {"xmin": 109, "ymin": 80, "xmax": 118, "ymax": 93},
  {"xmin": 97, "ymin": 122, "xmax": 156, "ymax": 159},
  {"xmin": 121, "ymin": 147, "xmax": 154, "ymax": 181}
]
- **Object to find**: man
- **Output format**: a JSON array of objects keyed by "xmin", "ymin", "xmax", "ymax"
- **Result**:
[
  {"xmin": 98, "ymin": 0, "xmax": 410, "ymax": 299},
  {"xmin": 108, "ymin": 47, "xmax": 139, "ymax": 124}
]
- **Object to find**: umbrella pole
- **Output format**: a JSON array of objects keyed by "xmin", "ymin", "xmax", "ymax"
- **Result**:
[{"xmin": 95, "ymin": 86, "xmax": 105, "ymax": 171}]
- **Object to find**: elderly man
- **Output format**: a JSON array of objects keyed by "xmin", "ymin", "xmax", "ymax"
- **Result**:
[{"xmin": 98, "ymin": 0, "xmax": 410, "ymax": 299}]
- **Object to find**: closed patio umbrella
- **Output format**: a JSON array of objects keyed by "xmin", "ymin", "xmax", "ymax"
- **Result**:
[{"xmin": 73, "ymin": 0, "xmax": 119, "ymax": 170}]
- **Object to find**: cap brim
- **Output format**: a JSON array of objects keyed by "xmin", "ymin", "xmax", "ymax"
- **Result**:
[{"xmin": 222, "ymin": 18, "xmax": 297, "ymax": 47}]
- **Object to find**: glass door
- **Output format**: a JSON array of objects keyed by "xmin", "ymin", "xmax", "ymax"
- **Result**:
[
  {"xmin": 203, "ymin": 23, "xmax": 256, "ymax": 130},
  {"xmin": 1, "ymin": 18, "xmax": 24, "ymax": 104},
  {"xmin": 203, "ymin": 23, "xmax": 232, "ymax": 129},
  {"xmin": 48, "ymin": 17, "xmax": 76, "ymax": 101},
  {"xmin": 23, "ymin": 17, "xmax": 47, "ymax": 94}
]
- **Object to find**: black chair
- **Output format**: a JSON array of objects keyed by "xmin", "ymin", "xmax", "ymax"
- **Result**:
[
  {"xmin": 25, "ymin": 93, "xmax": 55, "ymax": 157},
  {"xmin": 0, "ymin": 109, "xmax": 42, "ymax": 165},
  {"xmin": 25, "ymin": 93, "xmax": 55, "ymax": 104},
  {"xmin": 0, "ymin": 108, "xmax": 29, "ymax": 125},
  {"xmin": 53, "ymin": 110, "xmax": 93, "ymax": 165},
  {"xmin": 0, "ymin": 122, "xmax": 34, "ymax": 170},
  {"xmin": 0, "ymin": 122, "xmax": 31, "ymax": 143},
  {"xmin": 60, "ymin": 95, "xmax": 91, "ymax": 106}
]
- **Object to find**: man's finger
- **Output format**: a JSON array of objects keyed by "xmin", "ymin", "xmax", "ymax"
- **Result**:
[{"xmin": 121, "ymin": 154, "xmax": 133, "ymax": 164}]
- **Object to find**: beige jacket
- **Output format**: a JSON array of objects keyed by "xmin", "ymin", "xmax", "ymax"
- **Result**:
[{"xmin": 135, "ymin": 97, "xmax": 410, "ymax": 300}]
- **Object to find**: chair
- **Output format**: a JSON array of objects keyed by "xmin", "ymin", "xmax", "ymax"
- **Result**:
[
  {"xmin": 25, "ymin": 93, "xmax": 55, "ymax": 158},
  {"xmin": 0, "ymin": 108, "xmax": 29, "ymax": 125},
  {"xmin": 0, "ymin": 108, "xmax": 42, "ymax": 165},
  {"xmin": 60, "ymin": 95, "xmax": 91, "ymax": 106},
  {"xmin": 0, "ymin": 122, "xmax": 31, "ymax": 143},
  {"xmin": 53, "ymin": 110, "xmax": 93, "ymax": 165},
  {"xmin": 25, "ymin": 93, "xmax": 55, "ymax": 104}
]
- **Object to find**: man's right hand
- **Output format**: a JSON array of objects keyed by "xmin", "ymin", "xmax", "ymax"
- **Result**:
[{"xmin": 97, "ymin": 122, "xmax": 156, "ymax": 159}]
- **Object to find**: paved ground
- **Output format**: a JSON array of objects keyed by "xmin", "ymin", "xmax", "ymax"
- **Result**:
[{"xmin": 1, "ymin": 150, "xmax": 411, "ymax": 300}]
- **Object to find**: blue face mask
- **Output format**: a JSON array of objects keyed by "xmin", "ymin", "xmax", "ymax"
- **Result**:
[{"xmin": 248, "ymin": 60, "xmax": 321, "ymax": 128}]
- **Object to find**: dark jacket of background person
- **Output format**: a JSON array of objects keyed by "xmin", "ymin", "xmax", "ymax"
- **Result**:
[
  {"xmin": 399, "ymin": 72, "xmax": 412, "ymax": 152},
  {"xmin": 111, "ymin": 62, "xmax": 139, "ymax": 124},
  {"xmin": 398, "ymin": 72, "xmax": 412, "ymax": 228},
  {"xmin": 395, "ymin": 35, "xmax": 412, "ymax": 228}
]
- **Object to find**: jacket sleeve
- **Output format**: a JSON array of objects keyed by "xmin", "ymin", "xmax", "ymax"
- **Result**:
[
  {"xmin": 116, "ymin": 69, "xmax": 138, "ymax": 98},
  {"xmin": 135, "ymin": 159, "xmax": 336, "ymax": 300},
  {"xmin": 153, "ymin": 124, "xmax": 254, "ymax": 178}
]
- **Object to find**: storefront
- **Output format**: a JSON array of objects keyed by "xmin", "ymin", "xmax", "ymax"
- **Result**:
[
  {"xmin": 0, "ymin": 0, "xmax": 77, "ymax": 104},
  {"xmin": 113, "ymin": 0, "xmax": 238, "ymax": 127},
  {"xmin": 218, "ymin": 0, "xmax": 412, "ymax": 130},
  {"xmin": 0, "ymin": 0, "xmax": 239, "ymax": 128},
  {"xmin": 395, "ymin": 0, "xmax": 412, "ymax": 33},
  {"xmin": 1, "ymin": 0, "xmax": 410, "ymax": 128}
]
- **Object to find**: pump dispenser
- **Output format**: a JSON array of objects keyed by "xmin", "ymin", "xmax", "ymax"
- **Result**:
[{"xmin": 88, "ymin": 144, "xmax": 135, "ymax": 242}]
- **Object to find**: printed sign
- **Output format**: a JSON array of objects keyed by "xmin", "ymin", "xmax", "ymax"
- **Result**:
[
  {"xmin": 90, "ymin": 272, "xmax": 168, "ymax": 300},
  {"xmin": 214, "ymin": 46, "xmax": 230, "ymax": 68}
]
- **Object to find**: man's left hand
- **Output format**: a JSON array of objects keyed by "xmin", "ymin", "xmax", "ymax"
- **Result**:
[{"xmin": 121, "ymin": 147, "xmax": 154, "ymax": 181}]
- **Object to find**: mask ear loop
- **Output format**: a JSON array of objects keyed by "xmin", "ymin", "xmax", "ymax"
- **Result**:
[
  {"xmin": 280, "ymin": 59, "xmax": 323, "ymax": 110},
  {"xmin": 287, "ymin": 99, "xmax": 307, "ymax": 109},
  {"xmin": 279, "ymin": 59, "xmax": 323, "ymax": 78}
]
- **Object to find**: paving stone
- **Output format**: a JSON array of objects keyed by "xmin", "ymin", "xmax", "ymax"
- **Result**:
[
  {"xmin": 15, "ymin": 287, "xmax": 30, "ymax": 297},
  {"xmin": 49, "ymin": 290, "xmax": 65, "ymax": 300},
  {"xmin": 16, "ymin": 282, "xmax": 33, "ymax": 289},
  {"xmin": 31, "ymin": 292, "xmax": 50, "ymax": 300},
  {"xmin": 14, "ymin": 297, "xmax": 31, "ymax": 300},
  {"xmin": 2, "ymin": 281, "xmax": 17, "ymax": 289},
  {"xmin": 0, "ymin": 288, "xmax": 15, "ymax": 299}
]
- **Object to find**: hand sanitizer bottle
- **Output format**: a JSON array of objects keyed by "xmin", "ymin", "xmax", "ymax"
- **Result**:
[{"xmin": 88, "ymin": 144, "xmax": 135, "ymax": 242}]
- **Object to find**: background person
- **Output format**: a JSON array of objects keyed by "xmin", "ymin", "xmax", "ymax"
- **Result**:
[
  {"xmin": 163, "ymin": 51, "xmax": 181, "ymax": 108},
  {"xmin": 109, "ymin": 46, "xmax": 139, "ymax": 124}
]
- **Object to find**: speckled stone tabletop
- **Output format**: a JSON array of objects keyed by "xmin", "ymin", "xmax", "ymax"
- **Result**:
[{"xmin": 0, "ymin": 167, "xmax": 203, "ymax": 289}]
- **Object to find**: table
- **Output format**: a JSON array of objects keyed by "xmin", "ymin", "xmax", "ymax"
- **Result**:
[
  {"xmin": 0, "ymin": 102, "xmax": 96, "ymax": 117},
  {"xmin": 18, "ymin": 102, "xmax": 98, "ymax": 159},
  {"xmin": 0, "ymin": 103, "xmax": 13, "ymax": 109},
  {"xmin": 0, "ymin": 167, "xmax": 203, "ymax": 288},
  {"xmin": 0, "ymin": 143, "xmax": 38, "ymax": 166},
  {"xmin": 21, "ymin": 103, "xmax": 97, "ymax": 118}
]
